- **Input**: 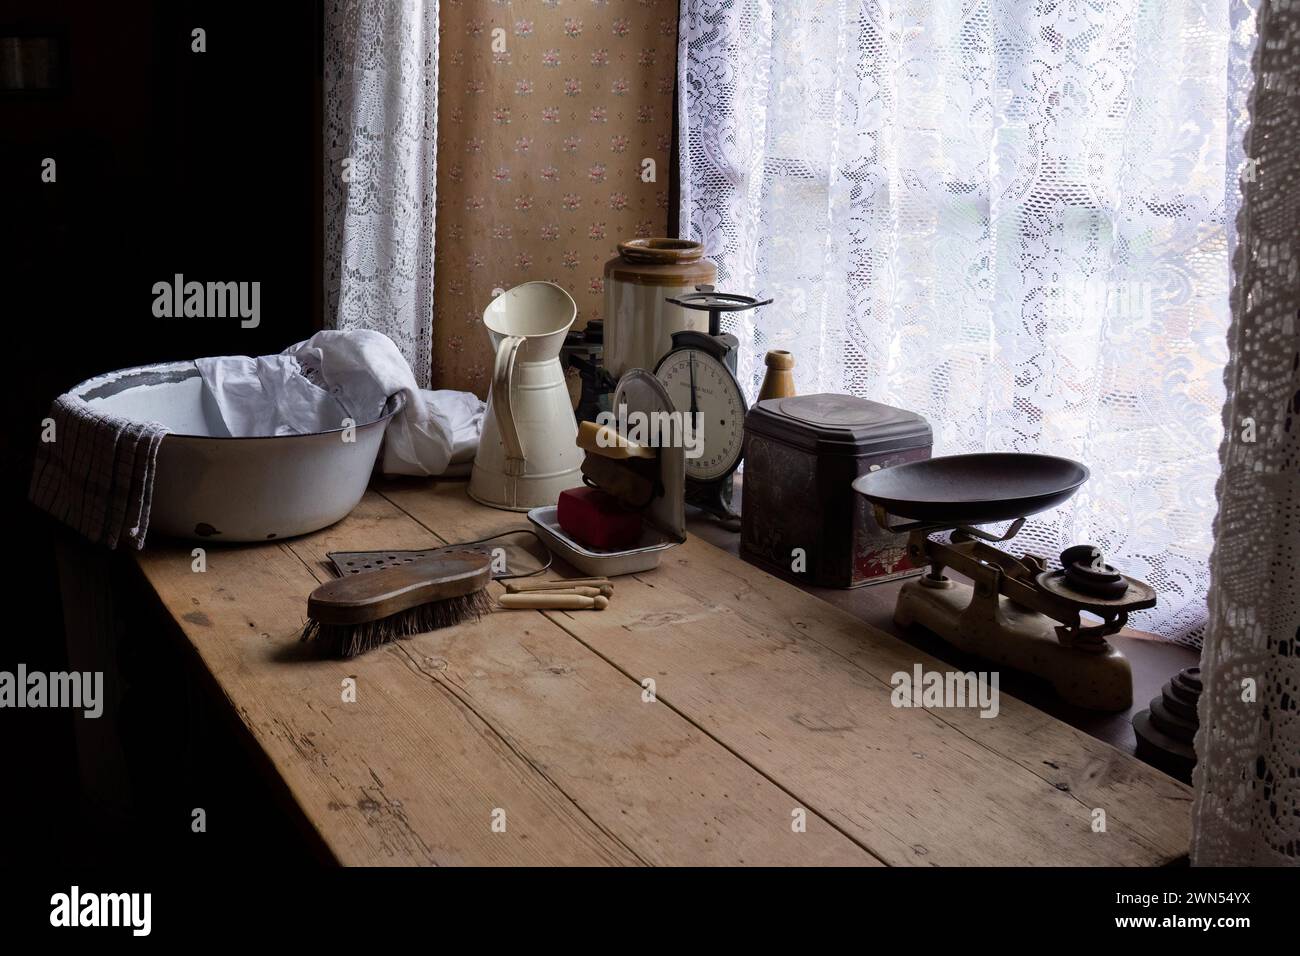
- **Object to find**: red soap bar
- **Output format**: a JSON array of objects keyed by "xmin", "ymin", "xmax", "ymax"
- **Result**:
[{"xmin": 557, "ymin": 486, "xmax": 643, "ymax": 551}]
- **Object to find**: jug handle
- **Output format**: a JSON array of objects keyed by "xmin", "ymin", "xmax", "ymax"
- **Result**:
[{"xmin": 492, "ymin": 334, "xmax": 526, "ymax": 476}]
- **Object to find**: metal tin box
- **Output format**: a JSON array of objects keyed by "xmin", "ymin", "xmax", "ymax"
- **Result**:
[{"xmin": 741, "ymin": 394, "xmax": 932, "ymax": 588}]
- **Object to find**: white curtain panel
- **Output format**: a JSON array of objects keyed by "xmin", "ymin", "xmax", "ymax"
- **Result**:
[
  {"xmin": 678, "ymin": 0, "xmax": 1252, "ymax": 643},
  {"xmin": 324, "ymin": 0, "xmax": 439, "ymax": 386},
  {"xmin": 1193, "ymin": 0, "xmax": 1299, "ymax": 867}
]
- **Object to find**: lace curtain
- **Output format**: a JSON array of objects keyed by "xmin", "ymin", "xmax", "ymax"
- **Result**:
[
  {"xmin": 678, "ymin": 0, "xmax": 1247, "ymax": 644},
  {"xmin": 324, "ymin": 0, "xmax": 439, "ymax": 386},
  {"xmin": 1192, "ymin": 0, "xmax": 1300, "ymax": 867}
]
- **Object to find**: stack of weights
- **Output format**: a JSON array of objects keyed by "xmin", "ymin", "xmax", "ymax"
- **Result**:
[{"xmin": 1133, "ymin": 666, "xmax": 1202, "ymax": 783}]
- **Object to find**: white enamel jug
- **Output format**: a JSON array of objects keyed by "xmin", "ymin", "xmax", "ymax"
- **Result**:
[{"xmin": 469, "ymin": 281, "xmax": 583, "ymax": 511}]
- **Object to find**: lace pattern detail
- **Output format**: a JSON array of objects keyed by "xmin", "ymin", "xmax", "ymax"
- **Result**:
[
  {"xmin": 678, "ymin": 0, "xmax": 1249, "ymax": 644},
  {"xmin": 324, "ymin": 0, "xmax": 439, "ymax": 386},
  {"xmin": 1192, "ymin": 0, "xmax": 1299, "ymax": 867}
]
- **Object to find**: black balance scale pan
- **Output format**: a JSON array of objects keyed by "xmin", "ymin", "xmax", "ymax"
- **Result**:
[
  {"xmin": 853, "ymin": 452, "xmax": 1089, "ymax": 526},
  {"xmin": 852, "ymin": 452, "xmax": 1155, "ymax": 712}
]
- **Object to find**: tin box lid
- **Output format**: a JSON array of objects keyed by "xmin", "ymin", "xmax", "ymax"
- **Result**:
[{"xmin": 744, "ymin": 393, "xmax": 932, "ymax": 456}]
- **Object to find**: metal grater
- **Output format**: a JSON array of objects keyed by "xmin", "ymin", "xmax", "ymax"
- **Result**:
[{"xmin": 327, "ymin": 529, "xmax": 550, "ymax": 580}]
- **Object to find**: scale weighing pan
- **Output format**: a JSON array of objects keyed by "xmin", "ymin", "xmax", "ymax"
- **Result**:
[{"xmin": 852, "ymin": 453, "xmax": 1089, "ymax": 526}]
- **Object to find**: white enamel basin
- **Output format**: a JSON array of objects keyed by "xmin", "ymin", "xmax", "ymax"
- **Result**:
[{"xmin": 70, "ymin": 360, "xmax": 399, "ymax": 542}]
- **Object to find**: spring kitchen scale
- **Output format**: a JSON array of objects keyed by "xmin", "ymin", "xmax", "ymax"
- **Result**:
[
  {"xmin": 653, "ymin": 287, "xmax": 772, "ymax": 529},
  {"xmin": 853, "ymin": 453, "xmax": 1157, "ymax": 711}
]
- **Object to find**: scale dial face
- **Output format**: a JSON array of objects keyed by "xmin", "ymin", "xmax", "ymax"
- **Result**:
[{"xmin": 654, "ymin": 347, "xmax": 747, "ymax": 482}]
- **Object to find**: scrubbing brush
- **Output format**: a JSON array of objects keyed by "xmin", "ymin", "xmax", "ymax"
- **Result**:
[{"xmin": 302, "ymin": 549, "xmax": 494, "ymax": 658}]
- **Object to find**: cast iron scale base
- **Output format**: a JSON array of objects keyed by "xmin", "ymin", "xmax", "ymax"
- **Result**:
[{"xmin": 854, "ymin": 453, "xmax": 1157, "ymax": 712}]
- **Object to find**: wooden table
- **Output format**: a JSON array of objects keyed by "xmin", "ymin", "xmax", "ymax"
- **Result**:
[
  {"xmin": 133, "ymin": 480, "xmax": 1192, "ymax": 866},
  {"xmin": 692, "ymin": 480, "xmax": 1202, "ymax": 757}
]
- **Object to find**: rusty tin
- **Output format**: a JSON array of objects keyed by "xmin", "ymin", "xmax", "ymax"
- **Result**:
[{"xmin": 741, "ymin": 394, "xmax": 932, "ymax": 588}]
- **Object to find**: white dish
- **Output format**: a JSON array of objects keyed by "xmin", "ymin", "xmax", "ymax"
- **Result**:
[{"xmin": 526, "ymin": 505, "xmax": 681, "ymax": 576}]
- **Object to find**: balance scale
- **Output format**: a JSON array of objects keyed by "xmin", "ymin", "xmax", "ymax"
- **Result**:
[{"xmin": 853, "ymin": 453, "xmax": 1156, "ymax": 712}]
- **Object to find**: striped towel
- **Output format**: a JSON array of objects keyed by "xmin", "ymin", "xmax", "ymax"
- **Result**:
[{"xmin": 29, "ymin": 394, "xmax": 169, "ymax": 550}]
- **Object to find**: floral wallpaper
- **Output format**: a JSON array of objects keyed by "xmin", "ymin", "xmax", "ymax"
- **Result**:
[{"xmin": 432, "ymin": 0, "xmax": 678, "ymax": 394}]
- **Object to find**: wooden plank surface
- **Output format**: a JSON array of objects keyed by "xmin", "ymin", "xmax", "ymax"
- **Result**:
[
  {"xmin": 134, "ymin": 478, "xmax": 1191, "ymax": 866},
  {"xmin": 381, "ymin": 479, "xmax": 1193, "ymax": 867},
  {"xmin": 697, "ymin": 477, "xmax": 1201, "ymax": 757},
  {"xmin": 134, "ymin": 491, "xmax": 879, "ymax": 866}
]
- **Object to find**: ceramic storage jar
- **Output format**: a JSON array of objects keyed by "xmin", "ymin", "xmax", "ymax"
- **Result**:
[{"xmin": 603, "ymin": 238, "xmax": 717, "ymax": 377}]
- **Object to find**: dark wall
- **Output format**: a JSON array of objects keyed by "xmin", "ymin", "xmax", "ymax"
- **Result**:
[
  {"xmin": 2, "ymin": 0, "xmax": 322, "ymax": 412},
  {"xmin": 0, "ymin": 0, "xmax": 322, "ymax": 865}
]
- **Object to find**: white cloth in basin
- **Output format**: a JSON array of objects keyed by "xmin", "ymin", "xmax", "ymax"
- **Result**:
[{"xmin": 196, "ymin": 329, "xmax": 484, "ymax": 476}]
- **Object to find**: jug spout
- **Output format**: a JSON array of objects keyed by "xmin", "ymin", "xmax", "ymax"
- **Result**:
[{"xmin": 482, "ymin": 281, "xmax": 577, "ymax": 361}]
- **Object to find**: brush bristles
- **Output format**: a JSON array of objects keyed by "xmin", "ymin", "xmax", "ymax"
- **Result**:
[{"xmin": 301, "ymin": 588, "xmax": 495, "ymax": 659}]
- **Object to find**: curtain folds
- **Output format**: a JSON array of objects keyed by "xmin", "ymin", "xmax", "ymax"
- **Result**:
[
  {"xmin": 677, "ymin": 0, "xmax": 1249, "ymax": 644},
  {"xmin": 1192, "ymin": 0, "xmax": 1300, "ymax": 867},
  {"xmin": 324, "ymin": 0, "xmax": 440, "ymax": 386}
]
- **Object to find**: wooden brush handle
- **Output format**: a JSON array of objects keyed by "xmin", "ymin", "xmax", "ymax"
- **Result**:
[
  {"xmin": 507, "ymin": 577, "xmax": 613, "ymax": 594},
  {"xmin": 577, "ymin": 420, "xmax": 657, "ymax": 459},
  {"xmin": 497, "ymin": 593, "xmax": 609, "ymax": 610},
  {"xmin": 308, "ymin": 551, "xmax": 492, "ymax": 625}
]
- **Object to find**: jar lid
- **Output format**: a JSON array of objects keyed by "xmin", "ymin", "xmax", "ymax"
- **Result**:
[{"xmin": 617, "ymin": 238, "xmax": 705, "ymax": 265}]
